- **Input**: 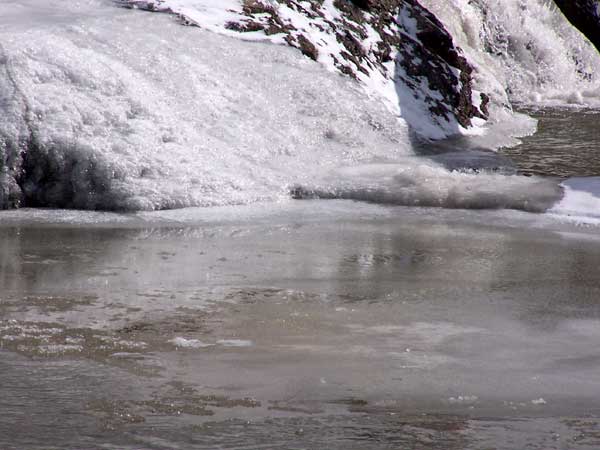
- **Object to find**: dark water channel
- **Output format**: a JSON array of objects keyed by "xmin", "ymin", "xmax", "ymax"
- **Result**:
[{"xmin": 501, "ymin": 108, "xmax": 600, "ymax": 177}]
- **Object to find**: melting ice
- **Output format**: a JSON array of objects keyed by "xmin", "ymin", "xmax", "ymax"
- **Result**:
[{"xmin": 1, "ymin": 0, "xmax": 600, "ymax": 219}]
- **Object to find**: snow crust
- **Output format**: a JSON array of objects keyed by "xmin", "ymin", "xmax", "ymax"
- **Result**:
[{"xmin": 0, "ymin": 0, "xmax": 413, "ymax": 210}]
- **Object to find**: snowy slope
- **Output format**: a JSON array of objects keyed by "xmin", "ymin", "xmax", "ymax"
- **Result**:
[
  {"xmin": 117, "ymin": 0, "xmax": 490, "ymax": 138},
  {"xmin": 0, "ymin": 0, "xmax": 413, "ymax": 210}
]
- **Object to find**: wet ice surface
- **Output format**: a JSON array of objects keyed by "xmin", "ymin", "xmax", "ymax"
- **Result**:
[{"xmin": 2, "ymin": 202, "xmax": 600, "ymax": 448}]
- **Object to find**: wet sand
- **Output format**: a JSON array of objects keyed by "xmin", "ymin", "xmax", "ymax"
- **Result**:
[{"xmin": 2, "ymin": 202, "xmax": 600, "ymax": 449}]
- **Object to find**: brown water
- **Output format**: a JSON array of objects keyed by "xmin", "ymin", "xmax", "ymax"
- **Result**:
[
  {"xmin": 2, "ymin": 203, "xmax": 600, "ymax": 449},
  {"xmin": 501, "ymin": 108, "xmax": 600, "ymax": 177}
]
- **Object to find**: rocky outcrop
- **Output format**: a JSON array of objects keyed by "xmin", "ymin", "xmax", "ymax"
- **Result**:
[
  {"xmin": 122, "ymin": 0, "xmax": 489, "ymax": 136},
  {"xmin": 395, "ymin": 0, "xmax": 489, "ymax": 127},
  {"xmin": 553, "ymin": 0, "xmax": 600, "ymax": 53}
]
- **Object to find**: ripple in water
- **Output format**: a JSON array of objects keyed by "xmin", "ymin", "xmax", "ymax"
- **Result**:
[{"xmin": 502, "ymin": 108, "xmax": 600, "ymax": 178}]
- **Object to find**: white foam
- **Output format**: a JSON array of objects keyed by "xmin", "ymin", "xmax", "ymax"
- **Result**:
[{"xmin": 170, "ymin": 337, "xmax": 212, "ymax": 348}]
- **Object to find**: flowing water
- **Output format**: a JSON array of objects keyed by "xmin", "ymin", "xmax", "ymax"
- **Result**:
[
  {"xmin": 3, "ymin": 0, "xmax": 600, "ymax": 448},
  {"xmin": 502, "ymin": 108, "xmax": 600, "ymax": 177},
  {"xmin": 2, "ymin": 200, "xmax": 600, "ymax": 449}
]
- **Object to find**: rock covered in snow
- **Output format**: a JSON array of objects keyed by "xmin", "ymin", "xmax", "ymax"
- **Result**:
[
  {"xmin": 0, "ymin": 0, "xmax": 417, "ymax": 210},
  {"xmin": 119, "ymin": 0, "xmax": 490, "ymax": 136},
  {"xmin": 2, "ymin": 0, "xmax": 597, "ymax": 212}
]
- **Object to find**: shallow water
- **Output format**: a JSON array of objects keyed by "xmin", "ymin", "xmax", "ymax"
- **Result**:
[
  {"xmin": 502, "ymin": 108, "xmax": 600, "ymax": 177},
  {"xmin": 2, "ymin": 2, "xmax": 600, "ymax": 447},
  {"xmin": 2, "ymin": 202, "xmax": 600, "ymax": 449}
]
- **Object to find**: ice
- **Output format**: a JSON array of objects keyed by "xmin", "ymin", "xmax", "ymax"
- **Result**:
[
  {"xmin": 421, "ymin": 0, "xmax": 600, "ymax": 110},
  {"xmin": 293, "ymin": 162, "xmax": 563, "ymax": 213},
  {"xmin": 217, "ymin": 339, "xmax": 253, "ymax": 347},
  {"xmin": 1, "ymin": 0, "xmax": 598, "ymax": 216},
  {"xmin": 448, "ymin": 395, "xmax": 479, "ymax": 404},
  {"xmin": 170, "ymin": 337, "xmax": 253, "ymax": 348},
  {"xmin": 36, "ymin": 344, "xmax": 83, "ymax": 355},
  {"xmin": 548, "ymin": 177, "xmax": 600, "ymax": 223},
  {"xmin": 0, "ymin": 0, "xmax": 411, "ymax": 210}
]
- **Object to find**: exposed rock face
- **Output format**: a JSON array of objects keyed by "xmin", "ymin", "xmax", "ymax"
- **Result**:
[
  {"xmin": 395, "ymin": 0, "xmax": 489, "ymax": 127},
  {"xmin": 344, "ymin": 0, "xmax": 488, "ymax": 128},
  {"xmin": 123, "ymin": 0, "xmax": 489, "ymax": 135},
  {"xmin": 553, "ymin": 0, "xmax": 600, "ymax": 53}
]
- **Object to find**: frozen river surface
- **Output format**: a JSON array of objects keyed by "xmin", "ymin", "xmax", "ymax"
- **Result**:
[{"xmin": 2, "ymin": 202, "xmax": 600, "ymax": 449}]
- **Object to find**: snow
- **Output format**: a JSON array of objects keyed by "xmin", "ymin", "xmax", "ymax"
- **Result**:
[
  {"xmin": 1, "ymin": 0, "xmax": 599, "ymax": 219},
  {"xmin": 0, "ymin": 0, "xmax": 413, "ymax": 210},
  {"xmin": 118, "ymin": 0, "xmax": 487, "ymax": 139},
  {"xmin": 118, "ymin": 0, "xmax": 249, "ymax": 37},
  {"xmin": 548, "ymin": 177, "xmax": 600, "ymax": 224},
  {"xmin": 420, "ymin": 0, "xmax": 600, "ymax": 109}
]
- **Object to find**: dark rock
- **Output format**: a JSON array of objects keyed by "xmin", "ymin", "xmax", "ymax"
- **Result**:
[
  {"xmin": 553, "ymin": 0, "xmax": 600, "ymax": 53},
  {"xmin": 479, "ymin": 93, "xmax": 490, "ymax": 118},
  {"xmin": 297, "ymin": 34, "xmax": 320, "ymax": 60},
  {"xmin": 397, "ymin": 0, "xmax": 483, "ymax": 128},
  {"xmin": 225, "ymin": 20, "xmax": 265, "ymax": 32}
]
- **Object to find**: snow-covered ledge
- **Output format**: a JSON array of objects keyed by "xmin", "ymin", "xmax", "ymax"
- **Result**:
[{"xmin": 117, "ymin": 0, "xmax": 490, "ymax": 139}]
